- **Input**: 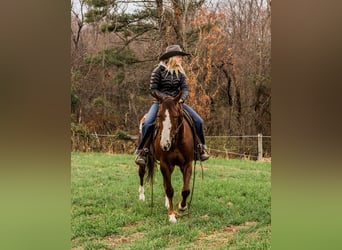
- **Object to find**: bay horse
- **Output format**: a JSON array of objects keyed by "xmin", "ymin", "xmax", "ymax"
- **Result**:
[{"xmin": 138, "ymin": 92, "xmax": 195, "ymax": 223}]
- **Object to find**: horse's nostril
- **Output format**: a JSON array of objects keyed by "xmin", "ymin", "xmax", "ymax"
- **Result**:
[{"xmin": 162, "ymin": 143, "xmax": 171, "ymax": 151}]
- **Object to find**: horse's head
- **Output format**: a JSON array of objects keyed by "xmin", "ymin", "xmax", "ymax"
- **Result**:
[{"xmin": 155, "ymin": 92, "xmax": 183, "ymax": 151}]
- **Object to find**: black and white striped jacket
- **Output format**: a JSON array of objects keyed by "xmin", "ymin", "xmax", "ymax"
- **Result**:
[{"xmin": 150, "ymin": 63, "xmax": 189, "ymax": 102}]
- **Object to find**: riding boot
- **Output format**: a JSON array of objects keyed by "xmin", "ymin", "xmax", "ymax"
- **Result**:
[
  {"xmin": 198, "ymin": 144, "xmax": 210, "ymax": 161},
  {"xmin": 134, "ymin": 148, "xmax": 148, "ymax": 166}
]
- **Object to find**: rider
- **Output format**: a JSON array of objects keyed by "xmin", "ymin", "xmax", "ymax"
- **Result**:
[{"xmin": 134, "ymin": 45, "xmax": 210, "ymax": 165}]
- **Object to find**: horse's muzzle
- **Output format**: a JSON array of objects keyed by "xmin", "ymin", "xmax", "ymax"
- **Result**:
[{"xmin": 161, "ymin": 141, "xmax": 171, "ymax": 151}]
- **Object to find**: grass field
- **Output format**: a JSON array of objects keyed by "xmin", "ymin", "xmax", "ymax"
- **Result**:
[{"xmin": 71, "ymin": 152, "xmax": 271, "ymax": 249}]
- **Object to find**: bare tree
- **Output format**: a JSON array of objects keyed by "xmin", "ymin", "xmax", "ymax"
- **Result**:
[{"xmin": 71, "ymin": 0, "xmax": 87, "ymax": 50}]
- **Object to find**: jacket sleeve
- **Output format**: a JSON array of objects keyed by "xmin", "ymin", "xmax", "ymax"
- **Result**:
[
  {"xmin": 180, "ymin": 73, "xmax": 189, "ymax": 102},
  {"xmin": 150, "ymin": 66, "xmax": 167, "ymax": 98}
]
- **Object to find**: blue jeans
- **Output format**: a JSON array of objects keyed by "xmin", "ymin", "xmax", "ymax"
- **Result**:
[
  {"xmin": 136, "ymin": 102, "xmax": 159, "ymax": 151},
  {"xmin": 136, "ymin": 102, "xmax": 206, "ymax": 151},
  {"xmin": 183, "ymin": 104, "xmax": 205, "ymax": 144}
]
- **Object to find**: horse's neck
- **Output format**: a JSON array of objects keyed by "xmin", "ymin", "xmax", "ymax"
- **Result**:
[{"xmin": 178, "ymin": 118, "xmax": 190, "ymax": 142}]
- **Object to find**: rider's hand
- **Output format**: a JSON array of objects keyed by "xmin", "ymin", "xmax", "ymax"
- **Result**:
[{"xmin": 179, "ymin": 99, "xmax": 184, "ymax": 103}]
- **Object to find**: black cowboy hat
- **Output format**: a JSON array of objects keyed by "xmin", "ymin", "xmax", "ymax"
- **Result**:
[{"xmin": 159, "ymin": 45, "xmax": 190, "ymax": 61}]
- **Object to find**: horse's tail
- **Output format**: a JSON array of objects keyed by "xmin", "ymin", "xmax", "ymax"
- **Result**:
[{"xmin": 145, "ymin": 145, "xmax": 156, "ymax": 184}]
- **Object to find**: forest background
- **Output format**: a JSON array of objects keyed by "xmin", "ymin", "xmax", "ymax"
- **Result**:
[{"xmin": 71, "ymin": 0, "xmax": 271, "ymax": 157}]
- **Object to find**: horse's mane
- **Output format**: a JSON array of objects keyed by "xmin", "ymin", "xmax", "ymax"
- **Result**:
[{"xmin": 161, "ymin": 96, "xmax": 176, "ymax": 109}]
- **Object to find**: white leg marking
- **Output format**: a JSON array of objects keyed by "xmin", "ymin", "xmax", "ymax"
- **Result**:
[
  {"xmin": 160, "ymin": 110, "xmax": 171, "ymax": 151},
  {"xmin": 165, "ymin": 196, "xmax": 170, "ymax": 209},
  {"xmin": 169, "ymin": 213, "xmax": 177, "ymax": 223},
  {"xmin": 178, "ymin": 202, "xmax": 187, "ymax": 211},
  {"xmin": 139, "ymin": 186, "xmax": 145, "ymax": 201}
]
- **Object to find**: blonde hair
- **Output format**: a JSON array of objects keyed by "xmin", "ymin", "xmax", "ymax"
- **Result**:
[{"xmin": 165, "ymin": 56, "xmax": 186, "ymax": 78}]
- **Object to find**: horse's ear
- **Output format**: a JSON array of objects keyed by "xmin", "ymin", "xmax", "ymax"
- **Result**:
[{"xmin": 173, "ymin": 91, "xmax": 182, "ymax": 104}]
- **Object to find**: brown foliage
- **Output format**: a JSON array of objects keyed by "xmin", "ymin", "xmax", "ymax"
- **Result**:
[{"xmin": 186, "ymin": 8, "xmax": 232, "ymax": 120}]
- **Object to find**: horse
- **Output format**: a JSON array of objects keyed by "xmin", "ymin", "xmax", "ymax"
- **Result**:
[{"xmin": 137, "ymin": 92, "xmax": 196, "ymax": 223}]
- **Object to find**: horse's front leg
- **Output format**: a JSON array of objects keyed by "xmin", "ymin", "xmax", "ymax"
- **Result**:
[
  {"xmin": 179, "ymin": 162, "xmax": 193, "ymax": 211},
  {"xmin": 138, "ymin": 165, "xmax": 145, "ymax": 201},
  {"xmin": 160, "ymin": 163, "xmax": 176, "ymax": 223}
]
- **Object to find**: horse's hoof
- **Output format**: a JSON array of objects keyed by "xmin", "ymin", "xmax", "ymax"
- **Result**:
[
  {"xmin": 178, "ymin": 203, "xmax": 187, "ymax": 211},
  {"xmin": 139, "ymin": 194, "xmax": 145, "ymax": 201},
  {"xmin": 169, "ymin": 214, "xmax": 177, "ymax": 223}
]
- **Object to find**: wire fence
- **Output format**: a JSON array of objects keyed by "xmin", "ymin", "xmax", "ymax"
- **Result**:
[
  {"xmin": 205, "ymin": 135, "xmax": 271, "ymax": 161},
  {"xmin": 71, "ymin": 132, "xmax": 271, "ymax": 161}
]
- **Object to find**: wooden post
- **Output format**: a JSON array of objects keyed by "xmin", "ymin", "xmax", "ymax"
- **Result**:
[{"xmin": 257, "ymin": 133, "xmax": 263, "ymax": 161}]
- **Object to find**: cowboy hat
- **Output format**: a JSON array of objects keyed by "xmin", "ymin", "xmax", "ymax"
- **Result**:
[{"xmin": 159, "ymin": 45, "xmax": 190, "ymax": 61}]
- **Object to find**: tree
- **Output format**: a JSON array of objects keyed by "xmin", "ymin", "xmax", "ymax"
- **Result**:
[{"xmin": 223, "ymin": 0, "xmax": 271, "ymax": 135}]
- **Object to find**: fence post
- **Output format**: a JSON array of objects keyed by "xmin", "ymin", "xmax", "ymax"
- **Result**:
[{"xmin": 257, "ymin": 133, "xmax": 263, "ymax": 161}]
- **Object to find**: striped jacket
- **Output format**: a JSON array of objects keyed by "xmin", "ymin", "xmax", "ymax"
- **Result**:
[{"xmin": 149, "ymin": 63, "xmax": 189, "ymax": 102}]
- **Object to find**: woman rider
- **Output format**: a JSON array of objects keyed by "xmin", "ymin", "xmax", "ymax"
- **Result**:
[{"xmin": 134, "ymin": 45, "xmax": 209, "ymax": 165}]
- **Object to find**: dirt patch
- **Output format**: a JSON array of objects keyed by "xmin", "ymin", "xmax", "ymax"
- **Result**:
[
  {"xmin": 222, "ymin": 221, "xmax": 257, "ymax": 233},
  {"xmin": 103, "ymin": 232, "xmax": 145, "ymax": 247},
  {"xmin": 122, "ymin": 221, "xmax": 140, "ymax": 230},
  {"xmin": 102, "ymin": 220, "xmax": 145, "ymax": 248},
  {"xmin": 188, "ymin": 221, "xmax": 258, "ymax": 249}
]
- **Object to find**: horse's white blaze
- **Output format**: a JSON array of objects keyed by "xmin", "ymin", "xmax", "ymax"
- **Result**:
[
  {"xmin": 169, "ymin": 213, "xmax": 177, "ymax": 223},
  {"xmin": 165, "ymin": 196, "xmax": 170, "ymax": 209},
  {"xmin": 160, "ymin": 109, "xmax": 171, "ymax": 150},
  {"xmin": 138, "ymin": 186, "xmax": 145, "ymax": 201}
]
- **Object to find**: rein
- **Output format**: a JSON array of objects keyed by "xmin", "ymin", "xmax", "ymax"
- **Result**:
[
  {"xmin": 170, "ymin": 103, "xmax": 184, "ymax": 144},
  {"xmin": 171, "ymin": 121, "xmax": 183, "ymax": 144},
  {"xmin": 177, "ymin": 159, "xmax": 204, "ymax": 218},
  {"xmin": 187, "ymin": 159, "xmax": 197, "ymax": 217}
]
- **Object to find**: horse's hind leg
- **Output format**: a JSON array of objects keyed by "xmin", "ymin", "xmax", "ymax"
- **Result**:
[
  {"xmin": 138, "ymin": 165, "xmax": 145, "ymax": 201},
  {"xmin": 179, "ymin": 163, "xmax": 192, "ymax": 211}
]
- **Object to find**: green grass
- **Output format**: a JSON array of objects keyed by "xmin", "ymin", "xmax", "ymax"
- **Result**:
[{"xmin": 71, "ymin": 152, "xmax": 271, "ymax": 249}]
